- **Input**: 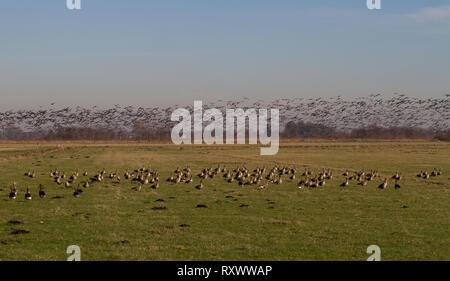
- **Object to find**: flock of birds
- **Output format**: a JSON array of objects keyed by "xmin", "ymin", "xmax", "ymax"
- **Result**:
[
  {"xmin": 0, "ymin": 94, "xmax": 449, "ymax": 137},
  {"xmin": 6, "ymin": 166, "xmax": 444, "ymax": 200}
]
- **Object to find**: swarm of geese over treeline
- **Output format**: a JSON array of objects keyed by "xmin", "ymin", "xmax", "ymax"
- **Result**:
[
  {"xmin": 0, "ymin": 94, "xmax": 449, "ymax": 140},
  {"xmin": 7, "ymin": 166, "xmax": 444, "ymax": 200}
]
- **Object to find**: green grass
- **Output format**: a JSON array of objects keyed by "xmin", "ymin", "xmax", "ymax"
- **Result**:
[{"xmin": 0, "ymin": 141, "xmax": 449, "ymax": 261}]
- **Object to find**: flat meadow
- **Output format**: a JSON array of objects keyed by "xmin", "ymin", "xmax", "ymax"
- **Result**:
[{"xmin": 0, "ymin": 141, "xmax": 449, "ymax": 260}]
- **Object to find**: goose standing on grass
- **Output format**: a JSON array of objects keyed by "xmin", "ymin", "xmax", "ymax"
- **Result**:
[
  {"xmin": 431, "ymin": 169, "xmax": 438, "ymax": 177},
  {"xmin": 394, "ymin": 180, "xmax": 401, "ymax": 189},
  {"xmin": 359, "ymin": 180, "xmax": 368, "ymax": 186},
  {"xmin": 275, "ymin": 177, "xmax": 282, "ymax": 185},
  {"xmin": 9, "ymin": 183, "xmax": 17, "ymax": 200},
  {"xmin": 378, "ymin": 178, "xmax": 388, "ymax": 189},
  {"xmin": 39, "ymin": 184, "xmax": 46, "ymax": 198},
  {"xmin": 195, "ymin": 180, "xmax": 204, "ymax": 190},
  {"xmin": 185, "ymin": 176, "xmax": 193, "ymax": 184},
  {"xmin": 76, "ymin": 184, "xmax": 83, "ymax": 195},
  {"xmin": 341, "ymin": 177, "xmax": 349, "ymax": 187},
  {"xmin": 132, "ymin": 185, "xmax": 142, "ymax": 192},
  {"xmin": 25, "ymin": 186, "xmax": 32, "ymax": 200},
  {"xmin": 73, "ymin": 184, "xmax": 83, "ymax": 198}
]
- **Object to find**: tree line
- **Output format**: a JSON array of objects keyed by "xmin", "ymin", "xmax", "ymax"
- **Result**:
[{"xmin": 1, "ymin": 121, "xmax": 448, "ymax": 141}]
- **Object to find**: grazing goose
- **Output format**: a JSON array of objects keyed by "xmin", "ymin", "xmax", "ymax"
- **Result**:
[
  {"xmin": 39, "ymin": 184, "xmax": 46, "ymax": 198},
  {"xmin": 25, "ymin": 186, "xmax": 32, "ymax": 200},
  {"xmin": 394, "ymin": 180, "xmax": 401, "ymax": 189},
  {"xmin": 259, "ymin": 181, "xmax": 269, "ymax": 189},
  {"xmin": 297, "ymin": 179, "xmax": 306, "ymax": 189},
  {"xmin": 132, "ymin": 185, "xmax": 142, "ymax": 192}
]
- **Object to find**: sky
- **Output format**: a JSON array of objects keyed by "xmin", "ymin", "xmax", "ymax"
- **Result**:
[{"xmin": 0, "ymin": 0, "xmax": 449, "ymax": 109}]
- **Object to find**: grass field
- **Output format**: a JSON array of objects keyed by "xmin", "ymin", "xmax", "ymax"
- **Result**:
[{"xmin": 0, "ymin": 141, "xmax": 449, "ymax": 261}]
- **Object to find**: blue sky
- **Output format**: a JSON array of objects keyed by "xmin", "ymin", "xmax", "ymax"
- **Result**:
[{"xmin": 1, "ymin": 0, "xmax": 449, "ymax": 109}]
